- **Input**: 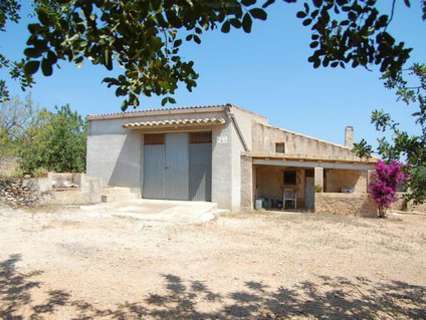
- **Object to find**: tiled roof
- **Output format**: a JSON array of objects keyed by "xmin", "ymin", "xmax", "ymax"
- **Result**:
[
  {"xmin": 88, "ymin": 104, "xmax": 230, "ymax": 120},
  {"xmin": 87, "ymin": 103, "xmax": 267, "ymax": 121},
  {"xmin": 123, "ymin": 117, "xmax": 226, "ymax": 129}
]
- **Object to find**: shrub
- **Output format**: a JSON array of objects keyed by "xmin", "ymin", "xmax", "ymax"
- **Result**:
[
  {"xmin": 33, "ymin": 167, "xmax": 48, "ymax": 178},
  {"xmin": 369, "ymin": 160, "xmax": 407, "ymax": 218}
]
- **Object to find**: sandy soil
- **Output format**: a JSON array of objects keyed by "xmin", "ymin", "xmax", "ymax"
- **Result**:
[{"xmin": 0, "ymin": 203, "xmax": 425, "ymax": 319}]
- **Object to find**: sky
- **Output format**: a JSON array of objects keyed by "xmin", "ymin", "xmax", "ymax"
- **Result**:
[{"xmin": 0, "ymin": 1, "xmax": 425, "ymax": 148}]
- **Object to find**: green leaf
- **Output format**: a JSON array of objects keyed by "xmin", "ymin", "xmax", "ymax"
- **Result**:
[
  {"xmin": 262, "ymin": 0, "xmax": 275, "ymax": 9},
  {"xmin": 37, "ymin": 8, "xmax": 51, "ymax": 25},
  {"xmin": 250, "ymin": 8, "xmax": 267, "ymax": 20},
  {"xmin": 296, "ymin": 11, "xmax": 307, "ymax": 19},
  {"xmin": 41, "ymin": 58, "xmax": 53, "ymax": 76},
  {"xmin": 230, "ymin": 18, "xmax": 241, "ymax": 28},
  {"xmin": 193, "ymin": 35, "xmax": 201, "ymax": 44},
  {"xmin": 242, "ymin": 13, "xmax": 252, "ymax": 33},
  {"xmin": 242, "ymin": 0, "xmax": 257, "ymax": 6},
  {"xmin": 168, "ymin": 97, "xmax": 176, "ymax": 104},
  {"xmin": 221, "ymin": 21, "xmax": 231, "ymax": 33},
  {"xmin": 312, "ymin": 0, "xmax": 322, "ymax": 8},
  {"xmin": 24, "ymin": 60, "xmax": 40, "ymax": 75},
  {"xmin": 47, "ymin": 51, "xmax": 58, "ymax": 65},
  {"xmin": 27, "ymin": 23, "xmax": 41, "ymax": 34},
  {"xmin": 24, "ymin": 47, "xmax": 42, "ymax": 58},
  {"xmin": 303, "ymin": 18, "xmax": 312, "ymax": 26}
]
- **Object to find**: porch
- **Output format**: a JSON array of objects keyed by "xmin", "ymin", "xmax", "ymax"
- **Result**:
[{"xmin": 244, "ymin": 155, "xmax": 377, "ymax": 213}]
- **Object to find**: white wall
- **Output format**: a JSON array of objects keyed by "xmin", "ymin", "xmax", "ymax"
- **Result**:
[
  {"xmin": 211, "ymin": 122, "xmax": 233, "ymax": 209},
  {"xmin": 87, "ymin": 119, "xmax": 142, "ymax": 191},
  {"xmin": 87, "ymin": 110, "xmax": 234, "ymax": 207}
]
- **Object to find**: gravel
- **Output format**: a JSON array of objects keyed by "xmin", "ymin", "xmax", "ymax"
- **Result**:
[{"xmin": 0, "ymin": 206, "xmax": 425, "ymax": 319}]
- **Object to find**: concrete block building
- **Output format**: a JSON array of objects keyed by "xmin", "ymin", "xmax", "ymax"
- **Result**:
[{"xmin": 87, "ymin": 104, "xmax": 377, "ymax": 214}]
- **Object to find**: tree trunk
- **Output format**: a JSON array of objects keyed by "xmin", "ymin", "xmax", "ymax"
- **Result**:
[{"xmin": 378, "ymin": 206, "xmax": 386, "ymax": 218}]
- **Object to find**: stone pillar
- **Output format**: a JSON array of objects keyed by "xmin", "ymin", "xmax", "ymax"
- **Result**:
[
  {"xmin": 241, "ymin": 155, "xmax": 254, "ymax": 210},
  {"xmin": 367, "ymin": 169, "xmax": 375, "ymax": 193},
  {"xmin": 314, "ymin": 167, "xmax": 324, "ymax": 192},
  {"xmin": 212, "ymin": 123, "xmax": 233, "ymax": 210}
]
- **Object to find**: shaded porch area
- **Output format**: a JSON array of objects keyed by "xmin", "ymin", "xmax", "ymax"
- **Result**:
[
  {"xmin": 250, "ymin": 156, "xmax": 376, "ymax": 212},
  {"xmin": 255, "ymin": 166, "xmax": 315, "ymax": 211}
]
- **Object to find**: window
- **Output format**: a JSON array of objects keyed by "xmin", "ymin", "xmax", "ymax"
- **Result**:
[
  {"xmin": 190, "ymin": 132, "xmax": 212, "ymax": 144},
  {"xmin": 283, "ymin": 171, "xmax": 297, "ymax": 185},
  {"xmin": 144, "ymin": 134, "xmax": 165, "ymax": 145},
  {"xmin": 275, "ymin": 142, "xmax": 285, "ymax": 154}
]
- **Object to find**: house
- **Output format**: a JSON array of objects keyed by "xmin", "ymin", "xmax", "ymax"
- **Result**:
[{"xmin": 87, "ymin": 104, "xmax": 377, "ymax": 215}]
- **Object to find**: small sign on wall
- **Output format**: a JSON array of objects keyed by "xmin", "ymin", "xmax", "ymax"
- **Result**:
[{"xmin": 217, "ymin": 136, "xmax": 228, "ymax": 144}]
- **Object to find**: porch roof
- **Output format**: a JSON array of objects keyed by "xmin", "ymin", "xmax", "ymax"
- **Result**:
[
  {"xmin": 123, "ymin": 117, "xmax": 226, "ymax": 129},
  {"xmin": 249, "ymin": 153, "xmax": 377, "ymax": 171}
]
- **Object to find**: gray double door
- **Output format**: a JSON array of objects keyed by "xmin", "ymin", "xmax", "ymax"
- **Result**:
[{"xmin": 143, "ymin": 133, "xmax": 212, "ymax": 201}]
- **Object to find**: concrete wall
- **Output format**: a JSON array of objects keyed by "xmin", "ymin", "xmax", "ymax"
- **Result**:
[
  {"xmin": 252, "ymin": 123, "xmax": 361, "ymax": 161},
  {"xmin": 87, "ymin": 112, "xmax": 225, "ymax": 193},
  {"xmin": 25, "ymin": 173, "xmax": 103, "ymax": 206},
  {"xmin": 87, "ymin": 105, "xmax": 369, "ymax": 212},
  {"xmin": 229, "ymin": 106, "xmax": 268, "ymax": 211},
  {"xmin": 87, "ymin": 127, "xmax": 142, "ymax": 192},
  {"xmin": 315, "ymin": 193, "xmax": 377, "ymax": 217},
  {"xmin": 87, "ymin": 109, "xmax": 237, "ymax": 209},
  {"xmin": 324, "ymin": 169, "xmax": 367, "ymax": 193},
  {"xmin": 211, "ymin": 121, "xmax": 233, "ymax": 209}
]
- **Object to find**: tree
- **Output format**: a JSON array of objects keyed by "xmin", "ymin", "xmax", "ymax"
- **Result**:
[
  {"xmin": 0, "ymin": 95, "xmax": 36, "ymax": 161},
  {"xmin": 0, "ymin": 0, "xmax": 33, "ymax": 103},
  {"xmin": 18, "ymin": 104, "xmax": 87, "ymax": 173},
  {"xmin": 353, "ymin": 63, "xmax": 426, "ymax": 204},
  {"xmin": 17, "ymin": 0, "xmax": 423, "ymax": 109},
  {"xmin": 368, "ymin": 160, "xmax": 407, "ymax": 218}
]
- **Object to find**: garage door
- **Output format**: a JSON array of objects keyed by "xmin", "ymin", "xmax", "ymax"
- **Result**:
[
  {"xmin": 164, "ymin": 133, "xmax": 190, "ymax": 200},
  {"xmin": 143, "ymin": 132, "xmax": 211, "ymax": 201},
  {"xmin": 189, "ymin": 132, "xmax": 212, "ymax": 201}
]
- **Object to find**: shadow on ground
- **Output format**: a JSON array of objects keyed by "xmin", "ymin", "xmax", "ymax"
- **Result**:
[{"xmin": 1, "ymin": 255, "xmax": 425, "ymax": 319}]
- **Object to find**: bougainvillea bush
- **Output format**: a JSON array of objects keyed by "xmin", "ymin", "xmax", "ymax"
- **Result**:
[{"xmin": 369, "ymin": 160, "xmax": 407, "ymax": 218}]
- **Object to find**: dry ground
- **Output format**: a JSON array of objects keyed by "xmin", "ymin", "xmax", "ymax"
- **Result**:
[{"xmin": 0, "ymin": 203, "xmax": 425, "ymax": 320}]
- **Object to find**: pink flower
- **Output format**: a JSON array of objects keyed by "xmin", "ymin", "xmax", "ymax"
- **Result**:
[{"xmin": 369, "ymin": 160, "xmax": 407, "ymax": 210}]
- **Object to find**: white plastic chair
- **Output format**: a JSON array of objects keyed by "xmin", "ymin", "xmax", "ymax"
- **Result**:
[{"xmin": 283, "ymin": 189, "xmax": 297, "ymax": 209}]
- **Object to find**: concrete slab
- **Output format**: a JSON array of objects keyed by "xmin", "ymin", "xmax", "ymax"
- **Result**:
[{"xmin": 80, "ymin": 199, "xmax": 219, "ymax": 225}]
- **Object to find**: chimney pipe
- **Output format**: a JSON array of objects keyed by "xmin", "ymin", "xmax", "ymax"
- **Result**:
[{"xmin": 345, "ymin": 126, "xmax": 354, "ymax": 148}]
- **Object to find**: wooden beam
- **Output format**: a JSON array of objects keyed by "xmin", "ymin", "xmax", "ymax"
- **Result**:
[{"xmin": 253, "ymin": 159, "xmax": 375, "ymax": 171}]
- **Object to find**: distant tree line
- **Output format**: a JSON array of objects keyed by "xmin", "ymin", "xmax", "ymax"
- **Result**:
[{"xmin": 0, "ymin": 95, "xmax": 87, "ymax": 176}]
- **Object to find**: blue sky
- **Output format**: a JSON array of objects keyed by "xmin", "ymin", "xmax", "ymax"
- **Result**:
[{"xmin": 0, "ymin": 1, "xmax": 424, "ymax": 148}]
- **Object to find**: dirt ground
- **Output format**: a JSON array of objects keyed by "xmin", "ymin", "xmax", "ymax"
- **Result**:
[{"xmin": 0, "ymin": 203, "xmax": 425, "ymax": 320}]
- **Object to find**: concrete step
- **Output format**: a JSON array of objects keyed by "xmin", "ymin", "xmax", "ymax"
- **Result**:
[{"xmin": 101, "ymin": 187, "xmax": 140, "ymax": 202}]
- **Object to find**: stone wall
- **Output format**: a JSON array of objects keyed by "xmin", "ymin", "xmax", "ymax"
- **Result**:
[
  {"xmin": 0, "ymin": 157, "xmax": 18, "ymax": 177},
  {"xmin": 324, "ymin": 169, "xmax": 367, "ymax": 193},
  {"xmin": 390, "ymin": 193, "xmax": 426, "ymax": 214},
  {"xmin": 411, "ymin": 203, "xmax": 426, "ymax": 213},
  {"xmin": 252, "ymin": 123, "xmax": 360, "ymax": 161},
  {"xmin": 240, "ymin": 155, "xmax": 254, "ymax": 210},
  {"xmin": 315, "ymin": 192, "xmax": 377, "ymax": 217},
  {"xmin": 32, "ymin": 173, "xmax": 102, "ymax": 206}
]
